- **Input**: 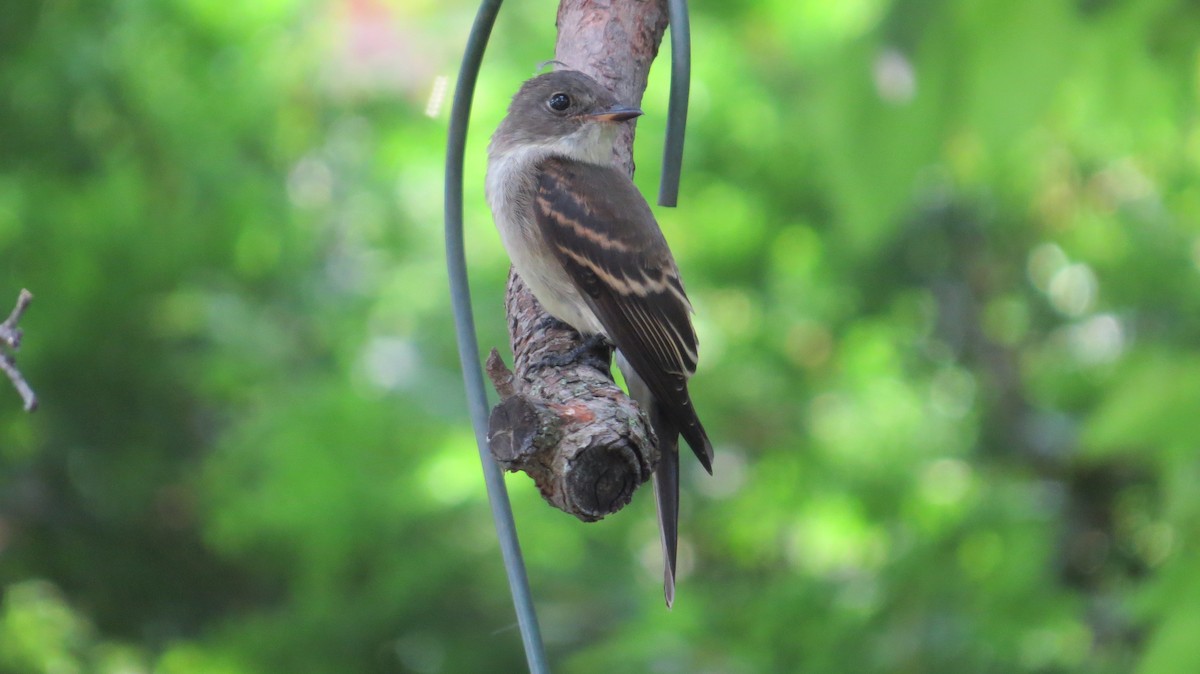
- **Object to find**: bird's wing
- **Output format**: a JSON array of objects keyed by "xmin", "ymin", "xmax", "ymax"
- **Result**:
[{"xmin": 532, "ymin": 156, "xmax": 712, "ymax": 471}]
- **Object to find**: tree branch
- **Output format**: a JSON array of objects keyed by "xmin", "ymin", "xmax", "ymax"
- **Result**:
[
  {"xmin": 487, "ymin": 276, "xmax": 654, "ymax": 521},
  {"xmin": 486, "ymin": 0, "xmax": 671, "ymax": 520},
  {"xmin": 1, "ymin": 289, "xmax": 38, "ymax": 412}
]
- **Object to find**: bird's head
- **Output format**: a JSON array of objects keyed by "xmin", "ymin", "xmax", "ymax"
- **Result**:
[{"xmin": 490, "ymin": 70, "xmax": 643, "ymax": 164}]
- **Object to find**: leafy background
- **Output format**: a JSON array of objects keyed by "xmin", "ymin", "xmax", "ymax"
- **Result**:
[{"xmin": 2, "ymin": 0, "xmax": 1198, "ymax": 672}]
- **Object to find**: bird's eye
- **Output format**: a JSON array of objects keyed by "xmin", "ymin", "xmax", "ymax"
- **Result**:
[{"xmin": 547, "ymin": 93, "xmax": 571, "ymax": 112}]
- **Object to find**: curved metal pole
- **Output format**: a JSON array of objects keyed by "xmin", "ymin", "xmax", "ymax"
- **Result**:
[
  {"xmin": 658, "ymin": 0, "xmax": 691, "ymax": 207},
  {"xmin": 443, "ymin": 1, "xmax": 549, "ymax": 671}
]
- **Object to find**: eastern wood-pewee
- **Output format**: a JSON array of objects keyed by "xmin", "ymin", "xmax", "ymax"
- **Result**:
[{"xmin": 487, "ymin": 70, "xmax": 713, "ymax": 607}]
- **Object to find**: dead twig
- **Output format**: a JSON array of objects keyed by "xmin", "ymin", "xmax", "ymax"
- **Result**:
[
  {"xmin": 0, "ymin": 289, "xmax": 38, "ymax": 412},
  {"xmin": 486, "ymin": 276, "xmax": 656, "ymax": 521}
]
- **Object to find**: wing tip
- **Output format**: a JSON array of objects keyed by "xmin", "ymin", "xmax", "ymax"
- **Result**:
[{"xmin": 685, "ymin": 425, "xmax": 714, "ymax": 475}]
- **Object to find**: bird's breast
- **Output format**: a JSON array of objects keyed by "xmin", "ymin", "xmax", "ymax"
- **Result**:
[{"xmin": 486, "ymin": 151, "xmax": 607, "ymax": 337}]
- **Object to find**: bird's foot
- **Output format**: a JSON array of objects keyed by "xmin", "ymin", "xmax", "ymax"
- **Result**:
[
  {"xmin": 538, "ymin": 332, "xmax": 613, "ymax": 375},
  {"xmin": 537, "ymin": 314, "xmax": 574, "ymax": 333}
]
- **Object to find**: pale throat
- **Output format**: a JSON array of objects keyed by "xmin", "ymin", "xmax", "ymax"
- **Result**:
[{"xmin": 526, "ymin": 121, "xmax": 619, "ymax": 166}]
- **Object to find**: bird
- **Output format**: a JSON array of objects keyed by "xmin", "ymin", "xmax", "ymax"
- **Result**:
[{"xmin": 486, "ymin": 69, "xmax": 712, "ymax": 607}]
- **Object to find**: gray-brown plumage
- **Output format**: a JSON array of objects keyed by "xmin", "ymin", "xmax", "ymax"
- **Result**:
[{"xmin": 487, "ymin": 70, "xmax": 712, "ymax": 607}]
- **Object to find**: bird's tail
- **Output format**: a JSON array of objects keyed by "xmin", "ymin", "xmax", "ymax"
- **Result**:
[
  {"xmin": 618, "ymin": 353, "xmax": 680, "ymax": 607},
  {"xmin": 650, "ymin": 405, "xmax": 680, "ymax": 608}
]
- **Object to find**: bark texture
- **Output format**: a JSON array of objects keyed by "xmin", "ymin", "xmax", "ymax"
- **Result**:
[{"xmin": 486, "ymin": 0, "xmax": 669, "ymax": 521}]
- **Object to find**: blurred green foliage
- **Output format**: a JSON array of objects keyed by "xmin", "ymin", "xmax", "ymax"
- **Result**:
[{"xmin": 1, "ymin": 0, "xmax": 1198, "ymax": 672}]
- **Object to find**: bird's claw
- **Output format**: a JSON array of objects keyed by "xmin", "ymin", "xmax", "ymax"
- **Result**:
[
  {"xmin": 537, "ymin": 314, "xmax": 573, "ymax": 333},
  {"xmin": 537, "ymin": 333, "xmax": 612, "ymax": 375}
]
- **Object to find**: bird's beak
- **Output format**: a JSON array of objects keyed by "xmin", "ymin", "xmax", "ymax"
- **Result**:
[{"xmin": 588, "ymin": 105, "xmax": 643, "ymax": 122}]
